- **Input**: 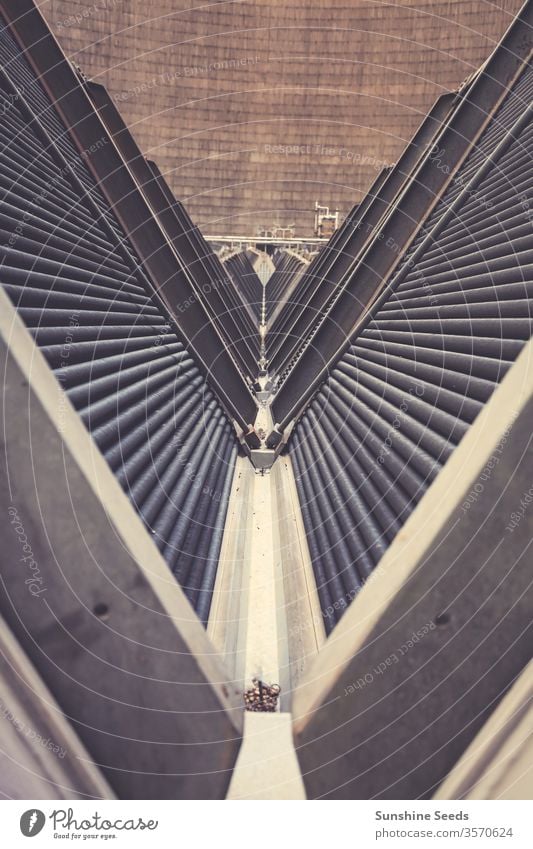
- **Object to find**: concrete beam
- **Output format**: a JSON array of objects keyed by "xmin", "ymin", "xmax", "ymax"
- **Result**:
[
  {"xmin": 208, "ymin": 456, "xmax": 324, "ymax": 707},
  {"xmin": 292, "ymin": 336, "xmax": 533, "ymax": 799},
  {"xmin": 271, "ymin": 457, "xmax": 327, "ymax": 697},
  {"xmin": 227, "ymin": 713, "xmax": 306, "ymax": 800},
  {"xmin": 0, "ymin": 614, "xmax": 113, "ymax": 800},
  {"xmin": 435, "ymin": 661, "xmax": 533, "ymax": 800},
  {"xmin": 0, "ymin": 288, "xmax": 242, "ymax": 799}
]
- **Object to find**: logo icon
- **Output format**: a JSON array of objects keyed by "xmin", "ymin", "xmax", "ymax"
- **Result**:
[{"xmin": 20, "ymin": 810, "xmax": 46, "ymax": 837}]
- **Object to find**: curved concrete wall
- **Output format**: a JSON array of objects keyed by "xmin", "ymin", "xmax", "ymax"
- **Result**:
[{"xmin": 40, "ymin": 0, "xmax": 524, "ymax": 234}]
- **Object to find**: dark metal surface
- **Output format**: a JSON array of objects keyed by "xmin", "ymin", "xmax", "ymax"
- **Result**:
[
  {"xmin": 267, "ymin": 91, "xmax": 458, "ymax": 376},
  {"xmin": 0, "ymin": 292, "xmax": 243, "ymax": 800},
  {"xmin": 264, "ymin": 249, "xmax": 308, "ymax": 326},
  {"xmin": 0, "ymin": 10, "xmax": 239, "ymax": 622},
  {"xmin": 293, "ymin": 347, "xmax": 533, "ymax": 798},
  {"xmin": 223, "ymin": 249, "xmax": 264, "ymax": 323},
  {"xmin": 272, "ymin": 2, "xmax": 533, "ymax": 428},
  {"xmin": 289, "ymin": 40, "xmax": 533, "ymax": 628},
  {"xmin": 86, "ymin": 82, "xmax": 260, "ymax": 380},
  {"xmin": 0, "ymin": 0, "xmax": 256, "ymax": 428}
]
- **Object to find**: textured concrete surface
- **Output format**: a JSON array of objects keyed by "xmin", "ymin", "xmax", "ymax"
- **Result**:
[{"xmin": 39, "ymin": 0, "xmax": 524, "ymax": 234}]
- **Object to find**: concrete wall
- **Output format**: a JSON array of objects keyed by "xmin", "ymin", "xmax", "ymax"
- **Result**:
[{"xmin": 39, "ymin": 0, "xmax": 524, "ymax": 235}]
